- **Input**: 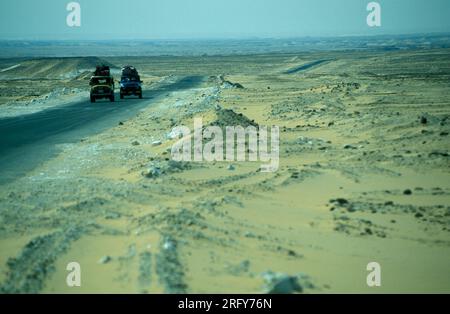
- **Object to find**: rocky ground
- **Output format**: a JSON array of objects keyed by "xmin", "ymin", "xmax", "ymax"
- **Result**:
[{"xmin": 0, "ymin": 48, "xmax": 449, "ymax": 293}]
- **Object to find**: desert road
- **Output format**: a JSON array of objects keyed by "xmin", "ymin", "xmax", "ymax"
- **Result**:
[
  {"xmin": 0, "ymin": 48, "xmax": 449, "ymax": 293},
  {"xmin": 0, "ymin": 76, "xmax": 204, "ymax": 184}
]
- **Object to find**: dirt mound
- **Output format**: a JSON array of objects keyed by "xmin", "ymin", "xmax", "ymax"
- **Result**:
[{"xmin": 210, "ymin": 107, "xmax": 258, "ymax": 128}]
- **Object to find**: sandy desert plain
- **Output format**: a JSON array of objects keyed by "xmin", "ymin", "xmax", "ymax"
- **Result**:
[{"xmin": 0, "ymin": 40, "xmax": 449, "ymax": 293}]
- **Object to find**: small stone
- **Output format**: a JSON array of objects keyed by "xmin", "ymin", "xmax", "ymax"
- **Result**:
[
  {"xmin": 105, "ymin": 212, "xmax": 121, "ymax": 219},
  {"xmin": 152, "ymin": 140, "xmax": 162, "ymax": 146},
  {"xmin": 332, "ymin": 198, "xmax": 349, "ymax": 206},
  {"xmin": 244, "ymin": 231, "xmax": 254, "ymax": 238},
  {"xmin": 162, "ymin": 240, "xmax": 174, "ymax": 250},
  {"xmin": 262, "ymin": 271, "xmax": 313, "ymax": 294},
  {"xmin": 98, "ymin": 256, "xmax": 112, "ymax": 264},
  {"xmin": 144, "ymin": 166, "xmax": 161, "ymax": 178},
  {"xmin": 287, "ymin": 250, "xmax": 297, "ymax": 257},
  {"xmin": 264, "ymin": 273, "xmax": 302, "ymax": 294}
]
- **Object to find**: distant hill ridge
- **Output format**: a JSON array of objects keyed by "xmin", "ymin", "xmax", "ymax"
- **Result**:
[{"xmin": 0, "ymin": 57, "xmax": 118, "ymax": 79}]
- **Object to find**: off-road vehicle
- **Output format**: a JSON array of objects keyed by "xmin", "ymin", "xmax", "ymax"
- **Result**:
[
  {"xmin": 89, "ymin": 66, "xmax": 115, "ymax": 103},
  {"xmin": 120, "ymin": 66, "xmax": 142, "ymax": 99},
  {"xmin": 90, "ymin": 76, "xmax": 115, "ymax": 102}
]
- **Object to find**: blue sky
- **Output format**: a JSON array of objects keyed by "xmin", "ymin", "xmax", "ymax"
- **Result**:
[{"xmin": 0, "ymin": 0, "xmax": 449, "ymax": 40}]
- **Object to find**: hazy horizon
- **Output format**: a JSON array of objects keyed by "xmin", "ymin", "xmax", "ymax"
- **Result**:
[
  {"xmin": 1, "ymin": 32, "xmax": 450, "ymax": 42},
  {"xmin": 0, "ymin": 0, "xmax": 449, "ymax": 40}
]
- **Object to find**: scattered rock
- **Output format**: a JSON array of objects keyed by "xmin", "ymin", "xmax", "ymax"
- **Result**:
[
  {"xmin": 152, "ymin": 140, "xmax": 162, "ymax": 146},
  {"xmin": 143, "ymin": 159, "xmax": 192, "ymax": 179},
  {"xmin": 105, "ymin": 212, "xmax": 121, "ymax": 219},
  {"xmin": 211, "ymin": 107, "xmax": 258, "ymax": 129},
  {"xmin": 98, "ymin": 256, "xmax": 112, "ymax": 264},
  {"xmin": 167, "ymin": 129, "xmax": 183, "ymax": 140},
  {"xmin": 162, "ymin": 239, "xmax": 175, "ymax": 251},
  {"xmin": 287, "ymin": 250, "xmax": 298, "ymax": 257},
  {"xmin": 262, "ymin": 271, "xmax": 314, "ymax": 294},
  {"xmin": 403, "ymin": 189, "xmax": 412, "ymax": 195},
  {"xmin": 227, "ymin": 260, "xmax": 251, "ymax": 275},
  {"xmin": 330, "ymin": 198, "xmax": 349, "ymax": 206},
  {"xmin": 244, "ymin": 231, "xmax": 254, "ymax": 238},
  {"xmin": 132, "ymin": 140, "xmax": 140, "ymax": 146},
  {"xmin": 218, "ymin": 75, "xmax": 244, "ymax": 89},
  {"xmin": 144, "ymin": 166, "xmax": 162, "ymax": 178},
  {"xmin": 429, "ymin": 151, "xmax": 449, "ymax": 157},
  {"xmin": 222, "ymin": 81, "xmax": 244, "ymax": 89},
  {"xmin": 227, "ymin": 164, "xmax": 235, "ymax": 171}
]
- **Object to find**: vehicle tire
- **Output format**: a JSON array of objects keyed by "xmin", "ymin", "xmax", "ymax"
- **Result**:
[
  {"xmin": 90, "ymin": 96, "xmax": 96, "ymax": 103},
  {"xmin": 139, "ymin": 92, "xmax": 143, "ymax": 99},
  {"xmin": 120, "ymin": 93, "xmax": 124, "ymax": 99},
  {"xmin": 110, "ymin": 95, "xmax": 115, "ymax": 102}
]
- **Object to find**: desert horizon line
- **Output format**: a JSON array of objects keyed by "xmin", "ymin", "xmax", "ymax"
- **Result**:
[{"xmin": 0, "ymin": 31, "xmax": 449, "ymax": 42}]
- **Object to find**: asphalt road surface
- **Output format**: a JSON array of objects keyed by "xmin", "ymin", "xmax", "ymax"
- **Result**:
[{"xmin": 0, "ymin": 76, "xmax": 204, "ymax": 184}]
